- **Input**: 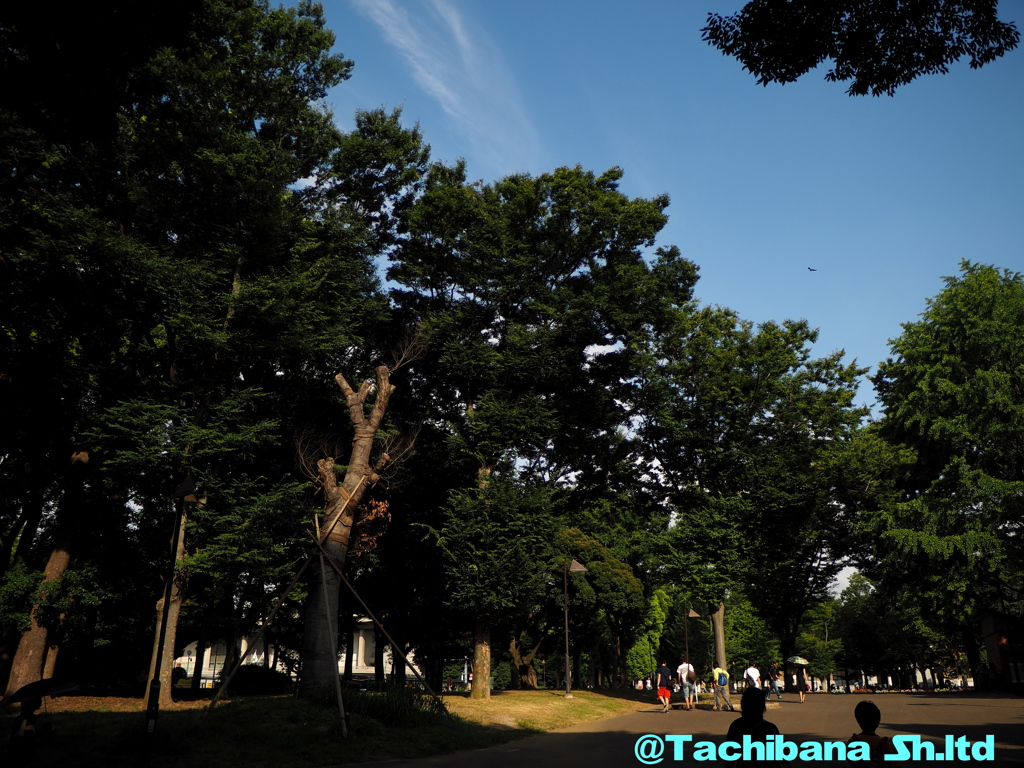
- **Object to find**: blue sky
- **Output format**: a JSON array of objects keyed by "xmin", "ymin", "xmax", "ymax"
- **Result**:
[{"xmin": 319, "ymin": 1, "xmax": 1024, "ymax": 412}]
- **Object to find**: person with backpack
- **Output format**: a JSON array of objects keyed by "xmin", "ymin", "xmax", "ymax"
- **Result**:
[
  {"xmin": 677, "ymin": 656, "xmax": 697, "ymax": 710},
  {"xmin": 713, "ymin": 664, "xmax": 736, "ymax": 711},
  {"xmin": 744, "ymin": 662, "xmax": 761, "ymax": 689}
]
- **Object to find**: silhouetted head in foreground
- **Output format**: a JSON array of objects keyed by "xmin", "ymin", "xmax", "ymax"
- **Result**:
[
  {"xmin": 854, "ymin": 700, "xmax": 881, "ymax": 734},
  {"xmin": 740, "ymin": 686, "xmax": 766, "ymax": 719}
]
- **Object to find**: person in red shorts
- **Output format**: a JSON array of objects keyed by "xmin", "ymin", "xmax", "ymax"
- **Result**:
[{"xmin": 655, "ymin": 660, "xmax": 674, "ymax": 712}]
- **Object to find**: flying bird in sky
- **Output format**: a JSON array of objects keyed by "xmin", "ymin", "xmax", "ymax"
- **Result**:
[{"xmin": 808, "ymin": 267, "xmax": 817, "ymax": 271}]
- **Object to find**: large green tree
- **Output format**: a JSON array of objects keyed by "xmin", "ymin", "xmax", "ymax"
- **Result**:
[
  {"xmin": 557, "ymin": 527, "xmax": 646, "ymax": 688},
  {"xmin": 835, "ymin": 573, "xmax": 959, "ymax": 689},
  {"xmin": 428, "ymin": 474, "xmax": 558, "ymax": 695},
  {"xmin": 388, "ymin": 163, "xmax": 697, "ymax": 697},
  {"xmin": 289, "ymin": 109, "xmax": 430, "ymax": 699},
  {"xmin": 1, "ymin": 0, "xmax": 410, "ymax": 702},
  {"xmin": 634, "ymin": 304, "xmax": 868, "ymax": 665},
  {"xmin": 0, "ymin": 4, "xmax": 205, "ymax": 691},
  {"xmin": 870, "ymin": 261, "xmax": 1024, "ymax": 682},
  {"xmin": 100, "ymin": 0, "xmax": 370, "ymax": 706}
]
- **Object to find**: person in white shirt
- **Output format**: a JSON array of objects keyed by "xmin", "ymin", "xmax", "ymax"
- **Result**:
[
  {"xmin": 744, "ymin": 662, "xmax": 761, "ymax": 689},
  {"xmin": 676, "ymin": 657, "xmax": 696, "ymax": 710}
]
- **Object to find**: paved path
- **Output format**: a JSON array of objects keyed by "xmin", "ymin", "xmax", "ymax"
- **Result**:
[{"xmin": 344, "ymin": 691, "xmax": 1023, "ymax": 767}]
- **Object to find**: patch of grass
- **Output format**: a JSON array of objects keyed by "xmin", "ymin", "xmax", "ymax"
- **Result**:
[
  {"xmin": 444, "ymin": 688, "xmax": 654, "ymax": 732},
  {"xmin": 1, "ymin": 688, "xmax": 650, "ymax": 767}
]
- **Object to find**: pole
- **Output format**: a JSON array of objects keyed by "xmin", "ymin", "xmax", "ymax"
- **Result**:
[
  {"xmin": 684, "ymin": 606, "xmax": 689, "ymax": 666},
  {"xmin": 562, "ymin": 559, "xmax": 588, "ymax": 698},
  {"xmin": 563, "ymin": 560, "xmax": 572, "ymax": 699}
]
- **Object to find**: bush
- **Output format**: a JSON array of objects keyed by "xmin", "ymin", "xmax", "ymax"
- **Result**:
[
  {"xmin": 228, "ymin": 664, "xmax": 294, "ymax": 695},
  {"xmin": 340, "ymin": 682, "xmax": 448, "ymax": 728},
  {"xmin": 492, "ymin": 661, "xmax": 511, "ymax": 690}
]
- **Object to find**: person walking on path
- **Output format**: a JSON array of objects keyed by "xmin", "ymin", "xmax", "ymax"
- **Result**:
[
  {"xmin": 655, "ymin": 660, "xmax": 674, "ymax": 712},
  {"xmin": 713, "ymin": 665, "xmax": 736, "ymax": 711},
  {"xmin": 796, "ymin": 665, "xmax": 807, "ymax": 703},
  {"xmin": 765, "ymin": 662, "xmax": 784, "ymax": 701},
  {"xmin": 744, "ymin": 662, "xmax": 761, "ymax": 689},
  {"xmin": 677, "ymin": 657, "xmax": 696, "ymax": 710}
]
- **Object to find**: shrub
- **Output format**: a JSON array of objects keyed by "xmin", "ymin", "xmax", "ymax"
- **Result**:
[
  {"xmin": 228, "ymin": 664, "xmax": 294, "ymax": 695},
  {"xmin": 340, "ymin": 682, "xmax": 448, "ymax": 727}
]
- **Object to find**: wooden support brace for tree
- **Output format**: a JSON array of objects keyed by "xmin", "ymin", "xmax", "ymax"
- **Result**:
[
  {"xmin": 309, "ymin": 535, "xmax": 450, "ymax": 717},
  {"xmin": 207, "ymin": 475, "xmax": 367, "ymax": 710}
]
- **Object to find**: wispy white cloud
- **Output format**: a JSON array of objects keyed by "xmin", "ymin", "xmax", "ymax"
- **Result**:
[{"xmin": 350, "ymin": 0, "xmax": 542, "ymax": 178}]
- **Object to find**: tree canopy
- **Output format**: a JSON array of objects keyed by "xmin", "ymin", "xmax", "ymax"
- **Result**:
[
  {"xmin": 633, "ymin": 303, "xmax": 867, "ymax": 654},
  {"xmin": 703, "ymin": 0, "xmax": 1020, "ymax": 96}
]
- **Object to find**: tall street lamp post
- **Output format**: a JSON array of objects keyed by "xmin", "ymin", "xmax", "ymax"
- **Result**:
[{"xmin": 563, "ymin": 558, "xmax": 588, "ymax": 698}]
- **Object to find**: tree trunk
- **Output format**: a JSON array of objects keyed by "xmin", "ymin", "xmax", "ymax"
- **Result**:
[
  {"xmin": 298, "ymin": 366, "xmax": 396, "ymax": 697},
  {"xmin": 220, "ymin": 632, "xmax": 240, "ymax": 694},
  {"xmin": 616, "ymin": 633, "xmax": 628, "ymax": 687},
  {"xmin": 710, "ymin": 600, "xmax": 727, "ymax": 670},
  {"xmin": 191, "ymin": 640, "xmax": 207, "ymax": 692},
  {"xmin": 4, "ymin": 452, "xmax": 88, "ymax": 698},
  {"xmin": 374, "ymin": 625, "xmax": 386, "ymax": 685},
  {"xmin": 588, "ymin": 641, "xmax": 599, "ymax": 688},
  {"xmin": 41, "ymin": 638, "xmax": 59, "ymax": 681},
  {"xmin": 160, "ymin": 509, "xmax": 188, "ymax": 704},
  {"xmin": 962, "ymin": 627, "xmax": 981, "ymax": 687},
  {"xmin": 510, "ymin": 631, "xmax": 543, "ymax": 690},
  {"xmin": 299, "ymin": 540, "xmax": 343, "ymax": 696},
  {"xmin": 342, "ymin": 621, "xmax": 354, "ymax": 682},
  {"xmin": 509, "ymin": 639, "xmax": 522, "ymax": 690},
  {"xmin": 146, "ymin": 598, "xmax": 162, "ymax": 691},
  {"xmin": 426, "ymin": 647, "xmax": 443, "ymax": 692},
  {"xmin": 0, "ymin": 625, "xmax": 21, "ymax": 693},
  {"xmin": 144, "ymin": 500, "xmax": 189, "ymax": 708},
  {"xmin": 523, "ymin": 664, "xmax": 539, "ymax": 689},
  {"xmin": 391, "ymin": 631, "xmax": 406, "ymax": 684},
  {"xmin": 4, "ymin": 541, "xmax": 72, "ymax": 698},
  {"xmin": 471, "ymin": 617, "xmax": 491, "ymax": 699},
  {"xmin": 163, "ymin": 631, "xmax": 182, "ymax": 702}
]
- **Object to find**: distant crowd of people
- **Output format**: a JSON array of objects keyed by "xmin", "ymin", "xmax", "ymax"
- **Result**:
[{"xmin": 635, "ymin": 657, "xmax": 814, "ymax": 708}]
